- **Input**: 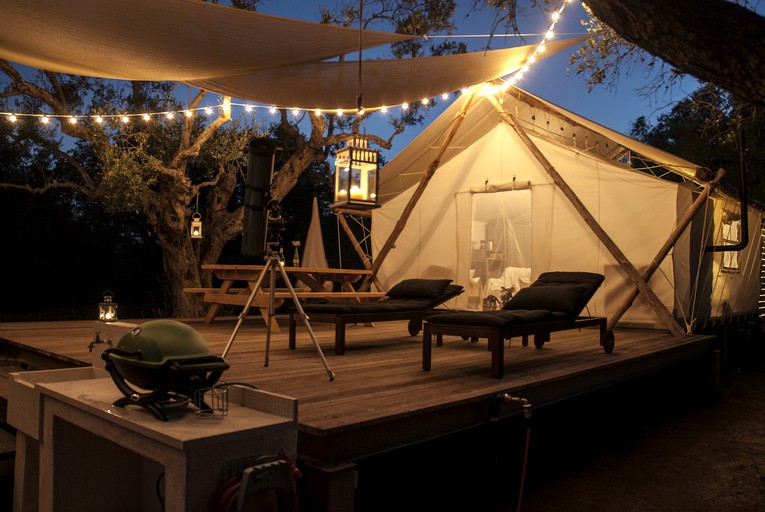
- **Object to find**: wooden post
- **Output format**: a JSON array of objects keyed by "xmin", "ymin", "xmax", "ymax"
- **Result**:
[
  {"xmin": 336, "ymin": 212, "xmax": 384, "ymax": 291},
  {"xmin": 607, "ymin": 168, "xmax": 726, "ymax": 332},
  {"xmin": 362, "ymin": 88, "xmax": 478, "ymax": 290},
  {"xmin": 486, "ymin": 94, "xmax": 685, "ymax": 337}
]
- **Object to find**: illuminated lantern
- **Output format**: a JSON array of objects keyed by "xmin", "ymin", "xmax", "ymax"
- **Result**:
[
  {"xmin": 331, "ymin": 135, "xmax": 379, "ymax": 211},
  {"xmin": 99, "ymin": 290, "xmax": 118, "ymax": 322},
  {"xmin": 190, "ymin": 212, "xmax": 203, "ymax": 239}
]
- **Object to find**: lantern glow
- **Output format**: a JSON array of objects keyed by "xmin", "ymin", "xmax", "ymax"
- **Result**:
[
  {"xmin": 331, "ymin": 135, "xmax": 379, "ymax": 211},
  {"xmin": 99, "ymin": 291, "xmax": 118, "ymax": 322}
]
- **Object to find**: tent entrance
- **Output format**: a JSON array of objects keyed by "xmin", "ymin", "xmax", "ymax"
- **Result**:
[{"xmin": 469, "ymin": 189, "xmax": 532, "ymax": 308}]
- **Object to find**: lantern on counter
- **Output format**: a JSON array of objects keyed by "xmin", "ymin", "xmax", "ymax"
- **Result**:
[
  {"xmin": 99, "ymin": 290, "xmax": 118, "ymax": 322},
  {"xmin": 331, "ymin": 135, "xmax": 380, "ymax": 211}
]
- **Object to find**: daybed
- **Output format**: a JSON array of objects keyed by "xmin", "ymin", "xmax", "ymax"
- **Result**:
[
  {"xmin": 289, "ymin": 278, "xmax": 464, "ymax": 355},
  {"xmin": 422, "ymin": 271, "xmax": 614, "ymax": 378}
]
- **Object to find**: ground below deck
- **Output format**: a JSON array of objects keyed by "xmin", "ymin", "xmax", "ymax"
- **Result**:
[{"xmin": 352, "ymin": 336, "xmax": 765, "ymax": 511}]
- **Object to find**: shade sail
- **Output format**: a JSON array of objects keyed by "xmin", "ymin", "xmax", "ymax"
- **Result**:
[
  {"xmin": 190, "ymin": 37, "xmax": 586, "ymax": 110},
  {"xmin": 0, "ymin": 0, "xmax": 412, "ymax": 81},
  {"xmin": 0, "ymin": 0, "xmax": 585, "ymax": 112}
]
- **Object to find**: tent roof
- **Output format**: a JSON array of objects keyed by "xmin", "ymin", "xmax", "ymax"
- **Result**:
[
  {"xmin": 0, "ymin": 0, "xmax": 584, "ymax": 110},
  {"xmin": 377, "ymin": 85, "xmax": 704, "ymax": 204}
]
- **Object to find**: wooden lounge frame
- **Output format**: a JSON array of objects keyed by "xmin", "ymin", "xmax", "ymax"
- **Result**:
[
  {"xmin": 422, "ymin": 315, "xmax": 613, "ymax": 379},
  {"xmin": 289, "ymin": 282, "xmax": 464, "ymax": 355},
  {"xmin": 420, "ymin": 271, "xmax": 613, "ymax": 379}
]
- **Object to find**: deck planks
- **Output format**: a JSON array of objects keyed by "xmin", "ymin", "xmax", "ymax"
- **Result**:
[{"xmin": 0, "ymin": 316, "xmax": 717, "ymax": 466}]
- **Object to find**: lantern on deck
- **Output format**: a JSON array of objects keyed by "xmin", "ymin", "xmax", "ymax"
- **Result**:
[
  {"xmin": 99, "ymin": 290, "xmax": 118, "ymax": 322},
  {"xmin": 332, "ymin": 135, "xmax": 380, "ymax": 211},
  {"xmin": 190, "ymin": 212, "xmax": 203, "ymax": 239}
]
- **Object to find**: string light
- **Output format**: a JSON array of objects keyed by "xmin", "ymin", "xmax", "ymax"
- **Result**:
[{"xmin": 1, "ymin": 1, "xmax": 574, "ymax": 125}]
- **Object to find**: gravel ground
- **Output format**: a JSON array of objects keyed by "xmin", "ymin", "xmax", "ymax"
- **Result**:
[{"xmin": 515, "ymin": 343, "xmax": 765, "ymax": 512}]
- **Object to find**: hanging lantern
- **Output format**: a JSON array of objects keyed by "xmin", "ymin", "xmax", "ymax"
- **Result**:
[
  {"xmin": 331, "ymin": 135, "xmax": 380, "ymax": 211},
  {"xmin": 190, "ymin": 212, "xmax": 203, "ymax": 239},
  {"xmin": 99, "ymin": 290, "xmax": 118, "ymax": 322}
]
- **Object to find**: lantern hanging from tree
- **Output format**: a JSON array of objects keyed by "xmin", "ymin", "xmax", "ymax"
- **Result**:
[{"xmin": 190, "ymin": 212, "xmax": 203, "ymax": 239}]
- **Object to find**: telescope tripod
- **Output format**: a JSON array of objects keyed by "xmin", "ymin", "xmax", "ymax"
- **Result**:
[{"xmin": 221, "ymin": 249, "xmax": 335, "ymax": 381}]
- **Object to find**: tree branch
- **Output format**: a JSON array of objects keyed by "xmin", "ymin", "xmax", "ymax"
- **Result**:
[{"xmin": 585, "ymin": 0, "xmax": 765, "ymax": 107}]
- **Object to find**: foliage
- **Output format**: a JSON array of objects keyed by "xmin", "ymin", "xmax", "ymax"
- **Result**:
[
  {"xmin": 630, "ymin": 85, "xmax": 765, "ymax": 203},
  {"xmin": 0, "ymin": 0, "xmax": 467, "ymax": 320}
]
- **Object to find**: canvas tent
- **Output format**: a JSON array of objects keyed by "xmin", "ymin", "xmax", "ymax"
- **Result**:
[{"xmin": 371, "ymin": 85, "xmax": 763, "ymax": 332}]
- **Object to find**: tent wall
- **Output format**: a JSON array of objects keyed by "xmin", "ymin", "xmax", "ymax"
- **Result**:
[{"xmin": 373, "ymin": 123, "xmax": 681, "ymax": 324}]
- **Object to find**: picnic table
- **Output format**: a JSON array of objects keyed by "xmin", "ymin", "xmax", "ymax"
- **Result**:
[{"xmin": 185, "ymin": 264, "xmax": 385, "ymax": 328}]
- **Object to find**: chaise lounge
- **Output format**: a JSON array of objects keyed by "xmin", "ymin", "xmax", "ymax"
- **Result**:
[
  {"xmin": 289, "ymin": 278, "xmax": 464, "ymax": 355},
  {"xmin": 422, "ymin": 271, "xmax": 614, "ymax": 378}
]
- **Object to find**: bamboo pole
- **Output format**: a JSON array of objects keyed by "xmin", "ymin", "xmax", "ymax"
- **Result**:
[
  {"xmin": 361, "ymin": 88, "xmax": 478, "ymax": 290},
  {"xmin": 486, "ymin": 95, "xmax": 684, "ymax": 337},
  {"xmin": 337, "ymin": 212, "xmax": 384, "ymax": 291},
  {"xmin": 607, "ymin": 168, "xmax": 726, "ymax": 332}
]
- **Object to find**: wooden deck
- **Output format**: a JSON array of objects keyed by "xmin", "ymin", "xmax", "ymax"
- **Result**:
[{"xmin": 0, "ymin": 316, "xmax": 719, "ymax": 510}]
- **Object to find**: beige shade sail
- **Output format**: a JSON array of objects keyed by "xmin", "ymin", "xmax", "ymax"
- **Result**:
[
  {"xmin": 189, "ymin": 37, "xmax": 586, "ymax": 111},
  {"xmin": 0, "ymin": 0, "xmax": 413, "ymax": 81},
  {"xmin": 0, "ymin": 0, "xmax": 585, "ymax": 112}
]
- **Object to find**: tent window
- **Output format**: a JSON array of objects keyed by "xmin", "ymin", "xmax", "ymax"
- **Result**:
[
  {"xmin": 722, "ymin": 218, "xmax": 741, "ymax": 273},
  {"xmin": 470, "ymin": 190, "xmax": 532, "ymax": 308}
]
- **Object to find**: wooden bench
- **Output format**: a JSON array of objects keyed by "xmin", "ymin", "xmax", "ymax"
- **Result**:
[{"xmin": 187, "ymin": 264, "xmax": 384, "ymax": 328}]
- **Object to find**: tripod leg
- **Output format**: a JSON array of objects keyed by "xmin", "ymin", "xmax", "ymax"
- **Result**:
[
  {"xmin": 276, "ymin": 261, "xmax": 336, "ymax": 381},
  {"xmin": 264, "ymin": 259, "xmax": 278, "ymax": 367},
  {"xmin": 221, "ymin": 264, "xmax": 271, "ymax": 359}
]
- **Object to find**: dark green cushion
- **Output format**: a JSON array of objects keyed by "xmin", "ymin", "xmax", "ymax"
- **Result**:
[
  {"xmin": 503, "ymin": 285, "xmax": 586, "ymax": 316},
  {"xmin": 386, "ymin": 278, "xmax": 452, "ymax": 299}
]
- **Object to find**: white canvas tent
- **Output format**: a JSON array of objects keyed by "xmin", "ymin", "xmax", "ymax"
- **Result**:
[{"xmin": 371, "ymin": 85, "xmax": 763, "ymax": 332}]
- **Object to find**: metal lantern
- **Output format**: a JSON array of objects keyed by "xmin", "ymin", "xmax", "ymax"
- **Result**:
[
  {"xmin": 99, "ymin": 290, "xmax": 118, "ymax": 322},
  {"xmin": 331, "ymin": 135, "xmax": 380, "ymax": 211},
  {"xmin": 190, "ymin": 212, "xmax": 203, "ymax": 239}
]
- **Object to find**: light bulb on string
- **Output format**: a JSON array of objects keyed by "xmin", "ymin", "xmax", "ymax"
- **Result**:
[{"xmin": 1, "ymin": 1, "xmax": 576, "ymax": 125}]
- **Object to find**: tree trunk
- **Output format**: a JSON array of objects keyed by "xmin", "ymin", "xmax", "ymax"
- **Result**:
[{"xmin": 585, "ymin": 0, "xmax": 765, "ymax": 107}]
